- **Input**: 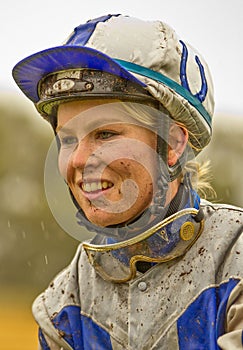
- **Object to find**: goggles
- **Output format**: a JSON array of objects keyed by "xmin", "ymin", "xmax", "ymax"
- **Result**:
[
  {"xmin": 37, "ymin": 69, "xmax": 158, "ymax": 116},
  {"xmin": 83, "ymin": 207, "xmax": 204, "ymax": 283}
]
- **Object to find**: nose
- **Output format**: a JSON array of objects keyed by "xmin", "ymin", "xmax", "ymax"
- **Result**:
[{"xmin": 70, "ymin": 138, "xmax": 100, "ymax": 170}]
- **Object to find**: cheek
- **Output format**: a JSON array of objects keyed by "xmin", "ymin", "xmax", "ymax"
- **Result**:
[
  {"xmin": 114, "ymin": 159, "xmax": 156, "ymax": 197},
  {"xmin": 58, "ymin": 149, "xmax": 71, "ymax": 181},
  {"xmin": 103, "ymin": 139, "xmax": 157, "ymax": 172},
  {"xmin": 134, "ymin": 164, "xmax": 155, "ymax": 196}
]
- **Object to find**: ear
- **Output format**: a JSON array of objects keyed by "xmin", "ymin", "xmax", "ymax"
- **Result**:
[{"xmin": 168, "ymin": 124, "xmax": 188, "ymax": 166}]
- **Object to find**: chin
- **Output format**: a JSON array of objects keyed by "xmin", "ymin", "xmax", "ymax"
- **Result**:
[
  {"xmin": 87, "ymin": 213, "xmax": 124, "ymax": 228},
  {"xmin": 85, "ymin": 204, "xmax": 148, "ymax": 228}
]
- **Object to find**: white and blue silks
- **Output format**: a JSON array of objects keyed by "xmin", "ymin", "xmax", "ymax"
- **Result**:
[{"xmin": 33, "ymin": 197, "xmax": 243, "ymax": 350}]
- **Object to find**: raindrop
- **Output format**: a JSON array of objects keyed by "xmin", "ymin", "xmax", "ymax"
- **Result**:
[
  {"xmin": 22, "ymin": 230, "xmax": 26, "ymax": 239},
  {"xmin": 41, "ymin": 221, "xmax": 45, "ymax": 231},
  {"xmin": 7, "ymin": 220, "xmax": 11, "ymax": 228},
  {"xmin": 44, "ymin": 255, "xmax": 48, "ymax": 265}
]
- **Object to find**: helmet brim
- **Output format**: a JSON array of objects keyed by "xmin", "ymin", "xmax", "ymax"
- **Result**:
[{"xmin": 12, "ymin": 45, "xmax": 145, "ymax": 103}]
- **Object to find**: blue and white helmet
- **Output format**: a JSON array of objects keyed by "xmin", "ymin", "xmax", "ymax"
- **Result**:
[{"xmin": 13, "ymin": 14, "xmax": 214, "ymax": 152}]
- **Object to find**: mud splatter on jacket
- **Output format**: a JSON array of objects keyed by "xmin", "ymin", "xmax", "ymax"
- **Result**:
[{"xmin": 33, "ymin": 201, "xmax": 243, "ymax": 349}]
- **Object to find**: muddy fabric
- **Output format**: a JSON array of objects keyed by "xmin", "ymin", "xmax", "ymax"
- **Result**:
[{"xmin": 33, "ymin": 201, "xmax": 243, "ymax": 350}]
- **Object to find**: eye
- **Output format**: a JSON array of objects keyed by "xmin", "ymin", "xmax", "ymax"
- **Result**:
[
  {"xmin": 96, "ymin": 130, "xmax": 117, "ymax": 140},
  {"xmin": 59, "ymin": 135, "xmax": 78, "ymax": 146}
]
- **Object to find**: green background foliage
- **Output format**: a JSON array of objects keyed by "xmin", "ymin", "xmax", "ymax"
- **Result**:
[{"xmin": 0, "ymin": 95, "xmax": 78, "ymax": 295}]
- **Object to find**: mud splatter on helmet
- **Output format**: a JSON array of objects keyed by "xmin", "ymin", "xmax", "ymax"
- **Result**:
[{"xmin": 13, "ymin": 14, "xmax": 214, "ymax": 153}]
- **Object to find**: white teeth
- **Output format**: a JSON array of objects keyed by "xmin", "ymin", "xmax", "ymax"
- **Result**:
[
  {"xmin": 85, "ymin": 183, "xmax": 91, "ymax": 192},
  {"xmin": 90, "ymin": 183, "xmax": 97, "ymax": 192},
  {"xmin": 82, "ymin": 181, "xmax": 113, "ymax": 193},
  {"xmin": 102, "ymin": 181, "xmax": 108, "ymax": 189}
]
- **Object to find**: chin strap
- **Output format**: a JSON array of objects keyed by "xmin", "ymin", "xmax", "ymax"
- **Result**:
[{"xmin": 150, "ymin": 104, "xmax": 193, "ymax": 215}]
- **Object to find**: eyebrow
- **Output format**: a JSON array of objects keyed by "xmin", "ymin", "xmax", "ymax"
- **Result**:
[
  {"xmin": 56, "ymin": 125, "xmax": 68, "ymax": 133},
  {"xmin": 56, "ymin": 118, "xmax": 131, "ymax": 134}
]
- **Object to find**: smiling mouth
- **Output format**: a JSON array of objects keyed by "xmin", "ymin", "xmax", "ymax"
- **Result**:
[{"xmin": 81, "ymin": 180, "xmax": 113, "ymax": 193}]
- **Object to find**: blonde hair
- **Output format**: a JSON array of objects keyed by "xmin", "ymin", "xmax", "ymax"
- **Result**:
[{"xmin": 182, "ymin": 160, "xmax": 216, "ymax": 200}]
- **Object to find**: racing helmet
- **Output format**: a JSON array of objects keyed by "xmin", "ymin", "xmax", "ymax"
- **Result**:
[{"xmin": 12, "ymin": 14, "xmax": 214, "ymax": 153}]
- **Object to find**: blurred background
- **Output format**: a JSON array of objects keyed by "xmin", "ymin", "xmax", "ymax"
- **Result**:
[{"xmin": 1, "ymin": 0, "xmax": 243, "ymax": 349}]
